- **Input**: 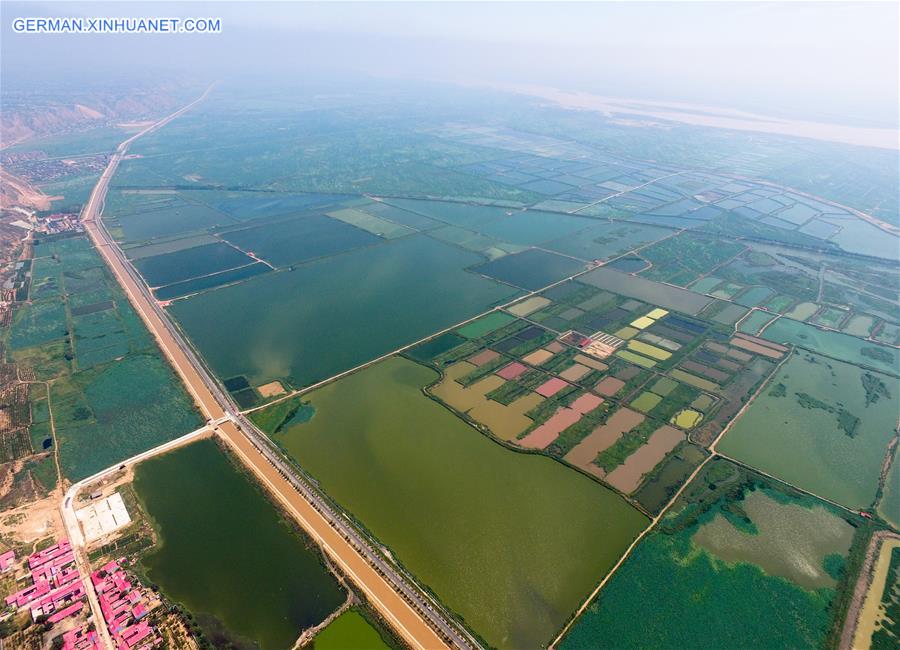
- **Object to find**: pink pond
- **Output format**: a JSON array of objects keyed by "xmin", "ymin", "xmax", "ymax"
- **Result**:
[
  {"xmin": 535, "ymin": 377, "xmax": 569, "ymax": 397},
  {"xmin": 496, "ymin": 362, "xmax": 528, "ymax": 380},
  {"xmin": 570, "ymin": 393, "xmax": 604, "ymax": 414},
  {"xmin": 518, "ymin": 407, "xmax": 583, "ymax": 449}
]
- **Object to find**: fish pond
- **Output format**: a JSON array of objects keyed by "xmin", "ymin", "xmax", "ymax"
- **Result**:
[
  {"xmin": 719, "ymin": 350, "xmax": 900, "ymax": 510},
  {"xmin": 133, "ymin": 439, "xmax": 345, "ymax": 650},
  {"xmin": 762, "ymin": 317, "xmax": 899, "ymax": 376},
  {"xmin": 311, "ymin": 609, "xmax": 393, "ymax": 650},
  {"xmin": 169, "ymin": 234, "xmax": 519, "ymax": 388},
  {"xmin": 253, "ymin": 356, "xmax": 648, "ymax": 649}
]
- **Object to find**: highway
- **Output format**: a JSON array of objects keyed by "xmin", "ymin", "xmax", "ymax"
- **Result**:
[{"xmin": 75, "ymin": 87, "xmax": 477, "ymax": 650}]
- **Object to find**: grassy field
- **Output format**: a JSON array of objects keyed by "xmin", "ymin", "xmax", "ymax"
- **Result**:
[
  {"xmin": 52, "ymin": 353, "xmax": 201, "ymax": 480},
  {"xmin": 561, "ymin": 461, "xmax": 858, "ymax": 649},
  {"xmin": 253, "ymin": 356, "xmax": 648, "ymax": 648},
  {"xmin": 6, "ymin": 235, "xmax": 201, "ymax": 481},
  {"xmin": 719, "ymin": 351, "xmax": 899, "ymax": 510}
]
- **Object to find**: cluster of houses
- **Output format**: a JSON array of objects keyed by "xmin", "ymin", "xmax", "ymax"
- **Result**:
[
  {"xmin": 60, "ymin": 624, "xmax": 102, "ymax": 650},
  {"xmin": 3, "ymin": 540, "xmax": 87, "ymax": 626},
  {"xmin": 92, "ymin": 559, "xmax": 162, "ymax": 649},
  {"xmin": 2, "ymin": 150, "xmax": 109, "ymax": 186},
  {"xmin": 35, "ymin": 212, "xmax": 83, "ymax": 235},
  {"xmin": 2, "ymin": 542, "xmax": 163, "ymax": 649}
]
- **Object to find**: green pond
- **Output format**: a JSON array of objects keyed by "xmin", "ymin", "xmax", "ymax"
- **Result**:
[
  {"xmin": 691, "ymin": 490, "xmax": 854, "ymax": 590},
  {"xmin": 220, "ymin": 213, "xmax": 381, "ymax": 268},
  {"xmin": 737, "ymin": 310, "xmax": 776, "ymax": 335},
  {"xmin": 474, "ymin": 248, "xmax": 584, "ymax": 290},
  {"xmin": 133, "ymin": 242, "xmax": 253, "ymax": 287},
  {"xmin": 260, "ymin": 356, "xmax": 648, "ymax": 648},
  {"xmin": 544, "ymin": 221, "xmax": 670, "ymax": 262},
  {"xmin": 133, "ymin": 439, "xmax": 344, "ymax": 650},
  {"xmin": 382, "ymin": 198, "xmax": 513, "ymax": 227},
  {"xmin": 578, "ymin": 267, "xmax": 712, "ymax": 315},
  {"xmin": 312, "ymin": 609, "xmax": 391, "ymax": 650},
  {"xmin": 170, "ymin": 234, "xmax": 519, "ymax": 388},
  {"xmin": 762, "ymin": 317, "xmax": 899, "ymax": 376},
  {"xmin": 720, "ymin": 351, "xmax": 900, "ymax": 510},
  {"xmin": 111, "ymin": 202, "xmax": 235, "ymax": 244},
  {"xmin": 474, "ymin": 210, "xmax": 591, "ymax": 246}
]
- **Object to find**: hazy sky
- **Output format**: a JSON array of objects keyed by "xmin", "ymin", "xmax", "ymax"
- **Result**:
[{"xmin": 3, "ymin": 1, "xmax": 898, "ymax": 127}]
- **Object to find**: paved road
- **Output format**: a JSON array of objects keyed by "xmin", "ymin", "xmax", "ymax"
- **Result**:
[{"xmin": 76, "ymin": 87, "xmax": 475, "ymax": 650}]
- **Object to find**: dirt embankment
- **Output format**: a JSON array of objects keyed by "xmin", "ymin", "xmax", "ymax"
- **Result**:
[{"xmin": 841, "ymin": 530, "xmax": 900, "ymax": 649}]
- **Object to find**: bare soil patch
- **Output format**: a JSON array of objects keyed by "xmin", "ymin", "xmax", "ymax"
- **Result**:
[{"xmin": 258, "ymin": 381, "xmax": 286, "ymax": 398}]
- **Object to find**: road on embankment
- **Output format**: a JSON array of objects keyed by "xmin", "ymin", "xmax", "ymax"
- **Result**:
[{"xmin": 77, "ymin": 86, "xmax": 472, "ymax": 650}]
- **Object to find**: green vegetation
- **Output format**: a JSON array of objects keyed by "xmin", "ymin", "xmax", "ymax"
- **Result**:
[
  {"xmin": 52, "ymin": 353, "xmax": 200, "ymax": 479},
  {"xmin": 561, "ymin": 462, "xmax": 858, "ymax": 649},
  {"xmin": 878, "ymin": 450, "xmax": 900, "ymax": 528},
  {"xmin": 134, "ymin": 439, "xmax": 345, "ymax": 650},
  {"xmin": 118, "ymin": 104, "xmax": 542, "ymax": 203},
  {"xmin": 455, "ymin": 311, "xmax": 516, "ymax": 339},
  {"xmin": 862, "ymin": 372, "xmax": 892, "ymax": 407},
  {"xmin": 5, "ymin": 235, "xmax": 200, "ymax": 481},
  {"xmin": 256, "ymin": 357, "xmax": 648, "ymax": 648},
  {"xmin": 862, "ymin": 346, "xmax": 896, "ymax": 365},
  {"xmin": 641, "ymin": 234, "xmax": 745, "ymax": 286},
  {"xmin": 595, "ymin": 419, "xmax": 658, "ymax": 473}
]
